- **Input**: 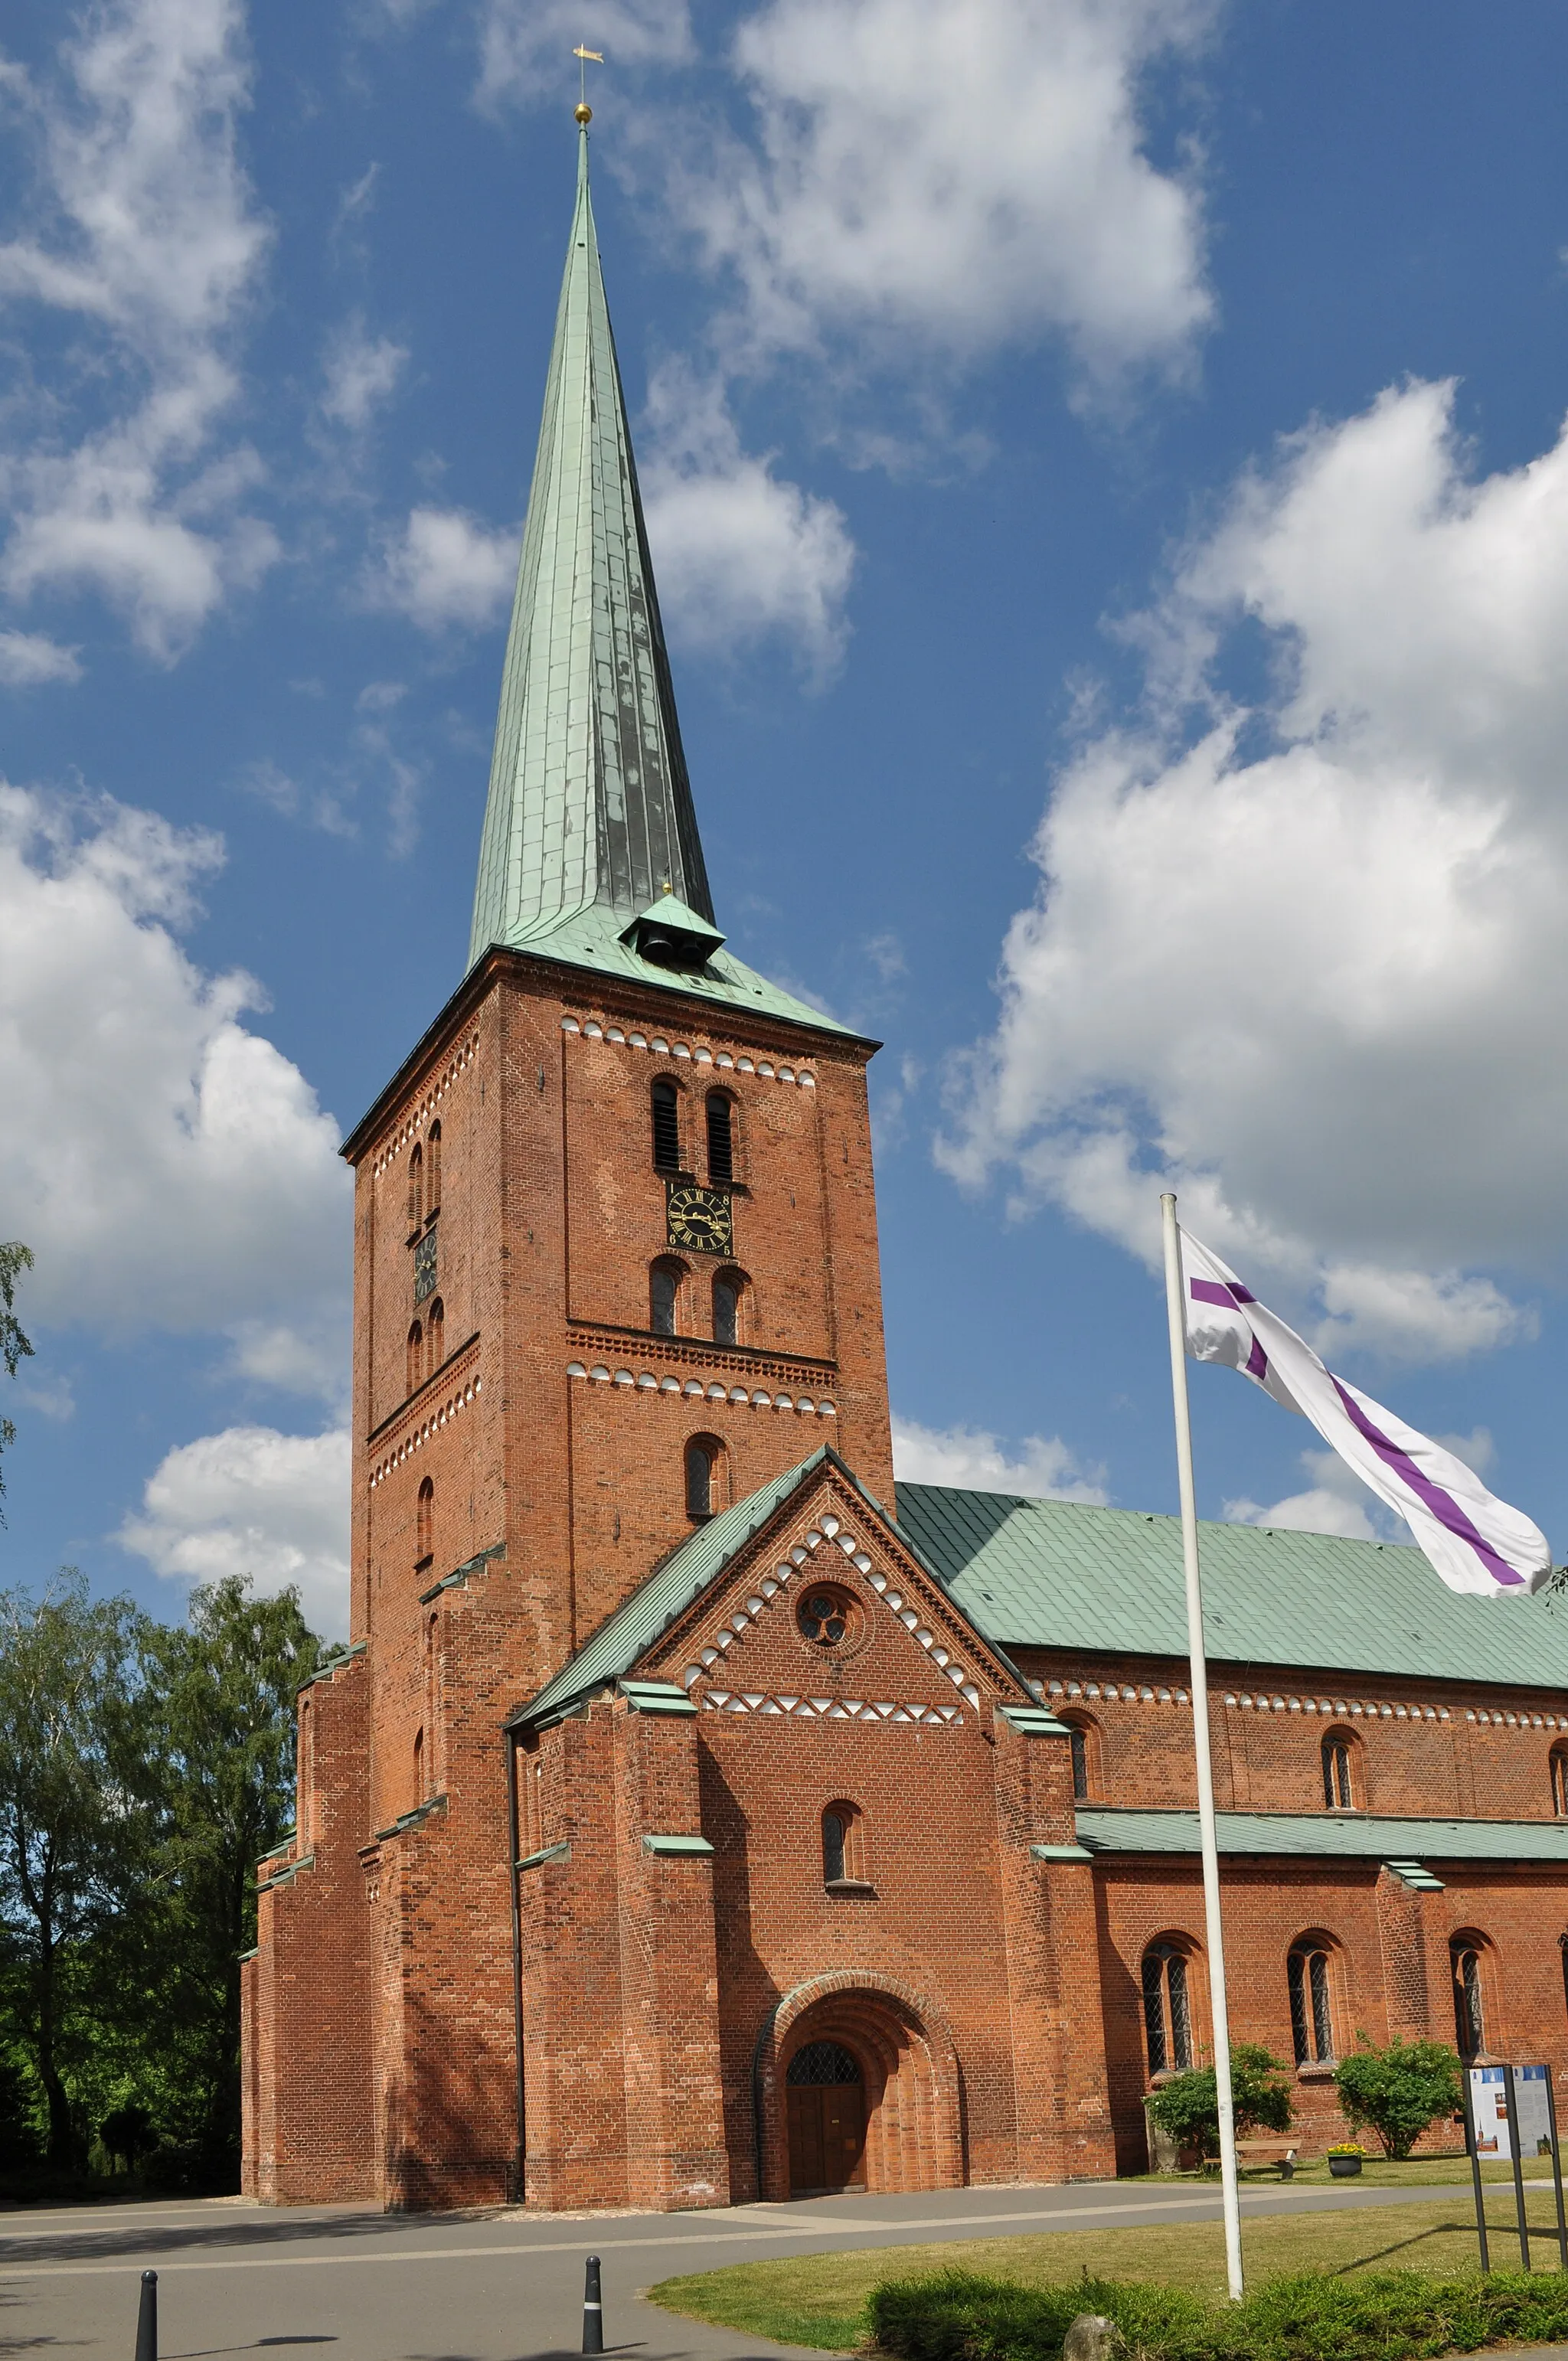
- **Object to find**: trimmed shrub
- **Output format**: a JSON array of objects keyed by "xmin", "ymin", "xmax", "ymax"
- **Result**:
[
  {"xmin": 1143, "ymin": 2043, "xmax": 1294, "ymax": 2162},
  {"xmin": 867, "ymin": 2267, "xmax": 1568, "ymax": 2361},
  {"xmin": 1334, "ymin": 2036, "xmax": 1463, "ymax": 2162}
]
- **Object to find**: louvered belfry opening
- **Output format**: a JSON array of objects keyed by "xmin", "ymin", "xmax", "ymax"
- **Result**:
[{"xmin": 652, "ymin": 1079, "xmax": 681, "ymax": 1172}]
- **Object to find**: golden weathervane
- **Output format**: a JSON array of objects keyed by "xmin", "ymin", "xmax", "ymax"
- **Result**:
[{"xmin": 573, "ymin": 44, "xmax": 603, "ymax": 124}]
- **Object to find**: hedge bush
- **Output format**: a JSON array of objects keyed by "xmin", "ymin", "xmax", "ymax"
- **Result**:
[{"xmin": 867, "ymin": 2266, "xmax": 1568, "ymax": 2361}]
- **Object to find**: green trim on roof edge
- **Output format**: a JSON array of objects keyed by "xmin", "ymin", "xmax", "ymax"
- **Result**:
[{"xmin": 1076, "ymin": 1807, "xmax": 1568, "ymax": 1863}]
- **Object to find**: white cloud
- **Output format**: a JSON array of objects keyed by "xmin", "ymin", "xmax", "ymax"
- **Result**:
[
  {"xmin": 368, "ymin": 505, "xmax": 518, "ymax": 632},
  {"xmin": 15, "ymin": 1372, "xmax": 75, "ymax": 1423},
  {"xmin": 477, "ymin": 0, "xmax": 691, "ymax": 106},
  {"xmin": 320, "ymin": 315, "xmax": 409, "ymax": 433},
  {"xmin": 943, "ymin": 378, "xmax": 1568, "ymax": 1362},
  {"xmin": 892, "ymin": 1413, "xmax": 1107, "ymax": 1503},
  {"xmin": 642, "ymin": 369, "xmax": 855, "ymax": 672},
  {"xmin": 1225, "ymin": 1486, "xmax": 1380, "ymax": 1544},
  {"xmin": 0, "ymin": 0, "xmax": 273, "ymax": 658},
  {"xmin": 0, "ymin": 630, "xmax": 81, "ymax": 685},
  {"xmin": 120, "ymin": 1424, "xmax": 351, "ymax": 1638},
  {"xmin": 681, "ymin": 0, "xmax": 1213, "ymax": 384},
  {"xmin": 1225, "ymin": 1446, "xmax": 1395, "ymax": 1544},
  {"xmin": 0, "ymin": 784, "xmax": 351, "ymax": 1346}
]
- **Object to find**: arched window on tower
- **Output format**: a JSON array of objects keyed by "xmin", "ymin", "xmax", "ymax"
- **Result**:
[
  {"xmin": 413, "ymin": 1726, "xmax": 425, "ymax": 1804},
  {"xmin": 706, "ymin": 1091, "xmax": 734, "ymax": 1185},
  {"xmin": 427, "ymin": 1296, "xmax": 444, "ymax": 1371},
  {"xmin": 1322, "ymin": 1729, "xmax": 1359, "ymax": 1810},
  {"xmin": 407, "ymin": 1319, "xmax": 423, "ymax": 1396},
  {"xmin": 1287, "ymin": 1935, "xmax": 1338, "ymax": 2066},
  {"xmin": 1142, "ymin": 1939, "xmax": 1196, "ymax": 2076},
  {"xmin": 426, "ymin": 1121, "xmax": 441, "ymax": 1216},
  {"xmin": 685, "ymin": 1436, "xmax": 720, "ymax": 1522},
  {"xmin": 651, "ymin": 1260, "xmax": 683, "ymax": 1336},
  {"xmin": 407, "ymin": 1142, "xmax": 423, "ymax": 1233},
  {"xmin": 712, "ymin": 1269, "xmax": 746, "ymax": 1348},
  {"xmin": 822, "ymin": 1801, "xmax": 867, "ymax": 1886},
  {"xmin": 416, "ymin": 1477, "xmax": 434, "ymax": 1569},
  {"xmin": 1059, "ymin": 1713, "xmax": 1099, "ymax": 1801},
  {"xmin": 652, "ymin": 1079, "xmax": 681, "ymax": 1173},
  {"xmin": 1452, "ymin": 1934, "xmax": 1491, "ymax": 2060},
  {"xmin": 1552, "ymin": 1745, "xmax": 1568, "ymax": 1817}
]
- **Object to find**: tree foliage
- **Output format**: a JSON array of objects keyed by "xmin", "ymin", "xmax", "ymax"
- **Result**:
[
  {"xmin": 1334, "ymin": 2035, "xmax": 1462, "ymax": 2160},
  {"xmin": 0, "ymin": 1569, "xmax": 321, "ymax": 2190},
  {"xmin": 0, "ymin": 1241, "xmax": 34, "ymax": 1515},
  {"xmin": 1143, "ymin": 2043, "xmax": 1295, "ymax": 2160}
]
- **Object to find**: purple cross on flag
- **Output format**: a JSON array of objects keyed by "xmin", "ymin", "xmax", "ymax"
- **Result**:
[{"xmin": 1178, "ymin": 1226, "xmax": 1550, "ymax": 1598}]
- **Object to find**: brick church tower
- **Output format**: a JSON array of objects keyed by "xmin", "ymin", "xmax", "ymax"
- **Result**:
[
  {"xmin": 241, "ymin": 113, "xmax": 1106, "ymax": 2212},
  {"xmin": 243, "ymin": 117, "xmax": 1568, "ymax": 2214}
]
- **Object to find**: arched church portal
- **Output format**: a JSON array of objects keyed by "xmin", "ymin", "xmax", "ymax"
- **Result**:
[{"xmin": 758, "ymin": 1974, "xmax": 964, "ymax": 2201}]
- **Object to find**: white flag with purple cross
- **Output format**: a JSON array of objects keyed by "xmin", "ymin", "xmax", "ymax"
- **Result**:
[{"xmin": 1179, "ymin": 1226, "xmax": 1551, "ymax": 1598}]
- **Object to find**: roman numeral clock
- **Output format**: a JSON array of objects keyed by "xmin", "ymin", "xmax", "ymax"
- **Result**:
[{"xmin": 666, "ymin": 1181, "xmax": 733, "ymax": 1256}]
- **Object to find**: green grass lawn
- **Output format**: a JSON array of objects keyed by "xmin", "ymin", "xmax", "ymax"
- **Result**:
[{"xmin": 646, "ymin": 2186, "xmax": 1568, "ymax": 2353}]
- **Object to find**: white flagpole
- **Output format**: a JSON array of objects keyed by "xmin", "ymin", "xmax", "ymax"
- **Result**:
[{"xmin": 1161, "ymin": 1191, "xmax": 1244, "ymax": 2302}]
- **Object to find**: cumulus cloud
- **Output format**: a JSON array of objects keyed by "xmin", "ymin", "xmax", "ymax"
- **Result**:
[
  {"xmin": 120, "ymin": 1424, "xmax": 351, "ymax": 1637},
  {"xmin": 320, "ymin": 315, "xmax": 408, "ymax": 433},
  {"xmin": 0, "ymin": 784, "xmax": 350, "ymax": 1359},
  {"xmin": 368, "ymin": 505, "xmax": 518, "ymax": 632},
  {"xmin": 477, "ymin": 0, "xmax": 691, "ymax": 106},
  {"xmin": 642, "ymin": 368, "xmax": 855, "ymax": 673},
  {"xmin": 0, "ymin": 630, "xmax": 81, "ymax": 685},
  {"xmin": 679, "ymin": 0, "xmax": 1213, "ymax": 384},
  {"xmin": 1225, "ymin": 1445, "xmax": 1404, "ymax": 1544},
  {"xmin": 892, "ymin": 1413, "xmax": 1107, "ymax": 1502},
  {"xmin": 0, "ymin": 0, "xmax": 274, "ymax": 658},
  {"xmin": 942, "ymin": 377, "xmax": 1568, "ymax": 1362}
]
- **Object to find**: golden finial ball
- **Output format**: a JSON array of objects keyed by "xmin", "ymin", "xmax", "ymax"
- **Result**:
[{"xmin": 575, "ymin": 101, "xmax": 593, "ymax": 124}]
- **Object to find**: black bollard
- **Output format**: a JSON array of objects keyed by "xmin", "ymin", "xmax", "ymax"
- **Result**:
[
  {"xmin": 582, "ymin": 2253, "xmax": 604, "ymax": 2356},
  {"xmin": 135, "ymin": 2271, "xmax": 158, "ymax": 2361}
]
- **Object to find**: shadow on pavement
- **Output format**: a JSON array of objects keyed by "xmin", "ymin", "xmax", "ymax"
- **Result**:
[{"xmin": 0, "ymin": 2214, "xmax": 468, "ymax": 2270}]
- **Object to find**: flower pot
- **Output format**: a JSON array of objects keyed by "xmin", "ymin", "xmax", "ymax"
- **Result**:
[{"xmin": 1328, "ymin": 2155, "xmax": 1363, "ymax": 2177}]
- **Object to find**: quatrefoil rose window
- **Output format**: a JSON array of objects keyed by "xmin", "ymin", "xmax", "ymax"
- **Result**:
[{"xmin": 798, "ymin": 1585, "xmax": 858, "ymax": 1647}]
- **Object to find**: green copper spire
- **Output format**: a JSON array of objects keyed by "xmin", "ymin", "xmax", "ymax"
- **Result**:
[{"xmin": 469, "ymin": 122, "xmax": 714, "ymax": 971}]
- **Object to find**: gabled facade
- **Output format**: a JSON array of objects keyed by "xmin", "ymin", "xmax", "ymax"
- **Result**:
[{"xmin": 241, "ymin": 122, "xmax": 1568, "ymax": 2214}]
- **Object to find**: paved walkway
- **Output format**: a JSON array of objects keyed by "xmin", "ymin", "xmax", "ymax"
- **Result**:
[{"xmin": 0, "ymin": 2176, "xmax": 1550, "ymax": 2361}]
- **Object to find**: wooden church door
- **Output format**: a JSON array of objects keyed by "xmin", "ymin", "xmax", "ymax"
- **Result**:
[{"xmin": 786, "ymin": 2040, "xmax": 867, "ymax": 2195}]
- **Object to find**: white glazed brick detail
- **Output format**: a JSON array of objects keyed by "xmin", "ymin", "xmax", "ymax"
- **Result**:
[
  {"xmin": 680, "ymin": 1515, "xmax": 982, "ymax": 1713},
  {"xmin": 560, "ymin": 1013, "xmax": 813, "ymax": 1087},
  {"xmin": 372, "ymin": 1038, "xmax": 479, "ymax": 1176},
  {"xmin": 1027, "ymin": 1674, "xmax": 1559, "ymax": 1729},
  {"xmin": 368, "ymin": 1377, "xmax": 482, "ymax": 1487},
  {"xmin": 566, "ymin": 1360, "xmax": 835, "ymax": 1417}
]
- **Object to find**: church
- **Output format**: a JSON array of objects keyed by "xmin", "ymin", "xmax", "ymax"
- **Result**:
[{"xmin": 241, "ymin": 117, "xmax": 1568, "ymax": 2212}]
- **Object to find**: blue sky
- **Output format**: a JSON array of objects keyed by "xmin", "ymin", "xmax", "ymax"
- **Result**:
[{"xmin": 4, "ymin": 0, "xmax": 1568, "ymax": 1638}]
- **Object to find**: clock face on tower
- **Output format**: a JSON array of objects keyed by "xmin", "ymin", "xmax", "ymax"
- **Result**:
[{"xmin": 666, "ymin": 1181, "xmax": 733, "ymax": 1256}]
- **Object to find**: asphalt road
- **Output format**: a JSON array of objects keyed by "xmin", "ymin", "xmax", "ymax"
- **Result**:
[{"xmin": 0, "ymin": 2176, "xmax": 1557, "ymax": 2361}]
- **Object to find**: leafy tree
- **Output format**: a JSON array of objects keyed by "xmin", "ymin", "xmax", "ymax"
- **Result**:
[
  {"xmin": 1143, "ymin": 2043, "xmax": 1295, "ymax": 2160},
  {"xmin": 100, "ymin": 2101, "xmax": 155, "ymax": 2174},
  {"xmin": 1334, "ymin": 2034, "xmax": 1462, "ymax": 2160},
  {"xmin": 0, "ymin": 1242, "xmax": 34, "ymax": 1518},
  {"xmin": 0, "ymin": 1573, "xmax": 155, "ymax": 2166},
  {"xmin": 142, "ymin": 1578, "xmax": 321, "ymax": 2183}
]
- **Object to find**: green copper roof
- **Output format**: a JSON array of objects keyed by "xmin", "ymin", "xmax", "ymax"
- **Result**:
[
  {"xmin": 520, "ymin": 896, "xmax": 861, "ymax": 1038},
  {"xmin": 1076, "ymin": 1807, "xmax": 1568, "ymax": 1863},
  {"xmin": 509, "ymin": 1449, "xmax": 831, "ymax": 1729},
  {"xmin": 896, "ymin": 1485, "xmax": 1568, "ymax": 1691},
  {"xmin": 470, "ymin": 126, "xmax": 711, "ymax": 971}
]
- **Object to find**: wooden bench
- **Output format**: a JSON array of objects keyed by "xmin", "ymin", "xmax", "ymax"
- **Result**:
[{"xmin": 1236, "ymin": 2137, "xmax": 1299, "ymax": 2178}]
